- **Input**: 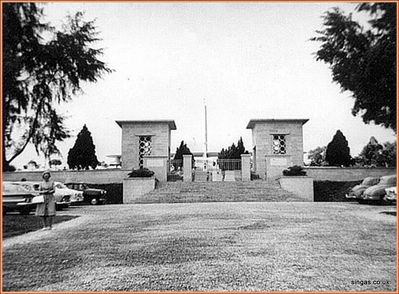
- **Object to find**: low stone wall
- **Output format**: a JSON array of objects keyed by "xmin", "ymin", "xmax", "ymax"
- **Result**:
[
  {"xmin": 123, "ymin": 177, "xmax": 155, "ymax": 204},
  {"xmin": 303, "ymin": 167, "xmax": 396, "ymax": 181},
  {"xmin": 279, "ymin": 176, "xmax": 314, "ymax": 201},
  {"xmin": 3, "ymin": 169, "xmax": 128, "ymax": 184}
]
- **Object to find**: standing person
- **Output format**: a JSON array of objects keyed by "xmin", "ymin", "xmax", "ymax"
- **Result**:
[{"xmin": 35, "ymin": 170, "xmax": 56, "ymax": 230}]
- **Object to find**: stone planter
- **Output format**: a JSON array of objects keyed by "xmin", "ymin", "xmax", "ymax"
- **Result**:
[
  {"xmin": 278, "ymin": 176, "xmax": 314, "ymax": 201},
  {"xmin": 123, "ymin": 177, "xmax": 155, "ymax": 204}
]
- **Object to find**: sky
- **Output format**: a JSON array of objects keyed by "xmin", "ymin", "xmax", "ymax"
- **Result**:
[{"xmin": 10, "ymin": 2, "xmax": 396, "ymax": 169}]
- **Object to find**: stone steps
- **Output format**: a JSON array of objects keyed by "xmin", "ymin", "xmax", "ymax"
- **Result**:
[{"xmin": 132, "ymin": 180, "xmax": 307, "ymax": 203}]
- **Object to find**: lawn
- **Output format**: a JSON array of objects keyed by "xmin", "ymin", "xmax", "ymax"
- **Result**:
[
  {"xmin": 3, "ymin": 214, "xmax": 77, "ymax": 238},
  {"xmin": 2, "ymin": 202, "xmax": 396, "ymax": 291}
]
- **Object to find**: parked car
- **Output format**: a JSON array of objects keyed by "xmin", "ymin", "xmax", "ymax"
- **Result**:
[
  {"xmin": 53, "ymin": 182, "xmax": 83, "ymax": 208},
  {"xmin": 359, "ymin": 175, "xmax": 397, "ymax": 204},
  {"xmin": 18, "ymin": 181, "xmax": 80, "ymax": 209},
  {"xmin": 384, "ymin": 186, "xmax": 397, "ymax": 204},
  {"xmin": 65, "ymin": 182, "xmax": 107, "ymax": 205},
  {"xmin": 2, "ymin": 182, "xmax": 36, "ymax": 215},
  {"xmin": 345, "ymin": 177, "xmax": 380, "ymax": 199}
]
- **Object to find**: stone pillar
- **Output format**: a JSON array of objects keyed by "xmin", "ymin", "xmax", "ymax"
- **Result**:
[
  {"xmin": 183, "ymin": 154, "xmax": 193, "ymax": 182},
  {"xmin": 143, "ymin": 155, "xmax": 168, "ymax": 182},
  {"xmin": 241, "ymin": 154, "xmax": 251, "ymax": 181}
]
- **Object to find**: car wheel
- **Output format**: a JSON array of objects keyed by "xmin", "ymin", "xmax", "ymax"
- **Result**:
[
  {"xmin": 357, "ymin": 199, "xmax": 366, "ymax": 204},
  {"xmin": 90, "ymin": 198, "xmax": 98, "ymax": 205}
]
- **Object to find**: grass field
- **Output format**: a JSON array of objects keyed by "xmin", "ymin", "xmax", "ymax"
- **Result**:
[
  {"xmin": 3, "ymin": 202, "xmax": 396, "ymax": 291},
  {"xmin": 3, "ymin": 214, "xmax": 77, "ymax": 238}
]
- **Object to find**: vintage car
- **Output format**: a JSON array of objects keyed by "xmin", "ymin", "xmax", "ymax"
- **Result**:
[
  {"xmin": 53, "ymin": 182, "xmax": 84, "ymax": 207},
  {"xmin": 17, "ymin": 181, "xmax": 82, "ymax": 209},
  {"xmin": 384, "ymin": 186, "xmax": 397, "ymax": 203},
  {"xmin": 2, "ymin": 182, "xmax": 36, "ymax": 215},
  {"xmin": 345, "ymin": 177, "xmax": 380, "ymax": 199},
  {"xmin": 65, "ymin": 182, "xmax": 107, "ymax": 205},
  {"xmin": 360, "ymin": 175, "xmax": 397, "ymax": 204}
]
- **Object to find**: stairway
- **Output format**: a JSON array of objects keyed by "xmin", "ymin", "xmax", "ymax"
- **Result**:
[
  {"xmin": 133, "ymin": 180, "xmax": 308, "ymax": 204},
  {"xmin": 193, "ymin": 170, "xmax": 208, "ymax": 182}
]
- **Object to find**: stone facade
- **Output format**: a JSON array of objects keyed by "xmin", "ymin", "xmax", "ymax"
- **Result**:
[
  {"xmin": 143, "ymin": 155, "xmax": 169, "ymax": 182},
  {"xmin": 123, "ymin": 177, "xmax": 155, "ymax": 203},
  {"xmin": 247, "ymin": 119, "xmax": 308, "ymax": 179},
  {"xmin": 116, "ymin": 120, "xmax": 176, "ymax": 179},
  {"xmin": 303, "ymin": 167, "xmax": 396, "ymax": 181}
]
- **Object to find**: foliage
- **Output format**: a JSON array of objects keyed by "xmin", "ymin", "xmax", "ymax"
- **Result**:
[
  {"xmin": 67, "ymin": 125, "xmax": 99, "ymax": 170},
  {"xmin": 28, "ymin": 160, "xmax": 39, "ymax": 168},
  {"xmin": 282, "ymin": 165, "xmax": 307, "ymax": 176},
  {"xmin": 357, "ymin": 137, "xmax": 396, "ymax": 167},
  {"xmin": 380, "ymin": 141, "xmax": 397, "ymax": 167},
  {"xmin": 307, "ymin": 146, "xmax": 327, "ymax": 166},
  {"xmin": 128, "ymin": 167, "xmax": 155, "ymax": 178},
  {"xmin": 49, "ymin": 159, "xmax": 62, "ymax": 167},
  {"xmin": 325, "ymin": 130, "xmax": 351, "ymax": 166},
  {"xmin": 173, "ymin": 141, "xmax": 194, "ymax": 169},
  {"xmin": 3, "ymin": 3, "xmax": 112, "ymax": 170},
  {"xmin": 218, "ymin": 137, "xmax": 248, "ymax": 159},
  {"xmin": 6, "ymin": 165, "xmax": 16, "ymax": 172},
  {"xmin": 311, "ymin": 3, "xmax": 396, "ymax": 131}
]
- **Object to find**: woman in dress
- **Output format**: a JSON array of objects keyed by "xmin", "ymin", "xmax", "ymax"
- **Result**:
[{"xmin": 35, "ymin": 170, "xmax": 56, "ymax": 230}]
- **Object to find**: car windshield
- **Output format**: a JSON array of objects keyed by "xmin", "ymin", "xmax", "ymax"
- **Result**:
[
  {"xmin": 3, "ymin": 183, "xmax": 29, "ymax": 193},
  {"xmin": 55, "ymin": 182, "xmax": 66, "ymax": 189},
  {"xmin": 379, "ymin": 176, "xmax": 396, "ymax": 186},
  {"xmin": 20, "ymin": 184, "xmax": 34, "ymax": 191},
  {"xmin": 362, "ymin": 178, "xmax": 378, "ymax": 185}
]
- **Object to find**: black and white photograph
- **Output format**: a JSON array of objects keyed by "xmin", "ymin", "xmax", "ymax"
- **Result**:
[{"xmin": 2, "ymin": 1, "xmax": 397, "ymax": 292}]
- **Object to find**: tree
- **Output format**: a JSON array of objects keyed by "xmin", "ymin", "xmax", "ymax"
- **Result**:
[
  {"xmin": 358, "ymin": 137, "xmax": 384, "ymax": 166},
  {"xmin": 67, "ymin": 125, "xmax": 99, "ymax": 170},
  {"xmin": 358, "ymin": 138, "xmax": 396, "ymax": 167},
  {"xmin": 325, "ymin": 130, "xmax": 351, "ymax": 166},
  {"xmin": 380, "ymin": 141, "xmax": 396, "ymax": 167},
  {"xmin": 307, "ymin": 146, "xmax": 327, "ymax": 166},
  {"xmin": 217, "ymin": 137, "xmax": 248, "ymax": 170},
  {"xmin": 27, "ymin": 160, "xmax": 39, "ymax": 169},
  {"xmin": 311, "ymin": 3, "xmax": 396, "ymax": 131},
  {"xmin": 173, "ymin": 141, "xmax": 194, "ymax": 169},
  {"xmin": 3, "ymin": 3, "xmax": 112, "ymax": 170},
  {"xmin": 49, "ymin": 159, "xmax": 62, "ymax": 169},
  {"xmin": 218, "ymin": 137, "xmax": 248, "ymax": 159}
]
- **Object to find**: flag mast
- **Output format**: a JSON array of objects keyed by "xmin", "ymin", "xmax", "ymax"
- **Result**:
[{"xmin": 204, "ymin": 98, "xmax": 208, "ymax": 160}]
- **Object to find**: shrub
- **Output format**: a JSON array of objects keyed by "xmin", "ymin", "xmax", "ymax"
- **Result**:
[
  {"xmin": 128, "ymin": 167, "xmax": 154, "ymax": 178},
  {"xmin": 282, "ymin": 165, "xmax": 307, "ymax": 176}
]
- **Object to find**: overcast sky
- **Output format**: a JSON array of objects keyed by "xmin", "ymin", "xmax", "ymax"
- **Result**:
[{"xmin": 12, "ymin": 2, "xmax": 396, "ymax": 169}]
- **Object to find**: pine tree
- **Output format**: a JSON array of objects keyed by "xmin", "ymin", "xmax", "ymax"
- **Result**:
[
  {"xmin": 67, "ymin": 125, "xmax": 99, "ymax": 170},
  {"xmin": 325, "ymin": 130, "xmax": 351, "ymax": 166},
  {"xmin": 173, "ymin": 141, "xmax": 194, "ymax": 169},
  {"xmin": 218, "ymin": 137, "xmax": 248, "ymax": 159}
]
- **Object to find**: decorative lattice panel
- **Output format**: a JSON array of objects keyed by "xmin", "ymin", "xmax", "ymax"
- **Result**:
[
  {"xmin": 272, "ymin": 135, "xmax": 286, "ymax": 154},
  {"xmin": 139, "ymin": 136, "xmax": 152, "ymax": 167}
]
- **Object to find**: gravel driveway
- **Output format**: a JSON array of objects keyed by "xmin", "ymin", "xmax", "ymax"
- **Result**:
[{"xmin": 3, "ymin": 202, "xmax": 396, "ymax": 291}]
